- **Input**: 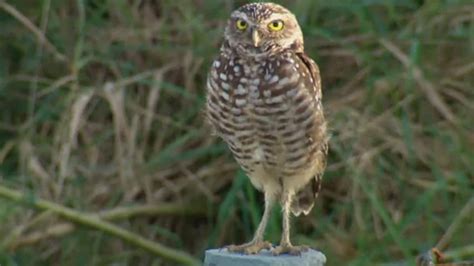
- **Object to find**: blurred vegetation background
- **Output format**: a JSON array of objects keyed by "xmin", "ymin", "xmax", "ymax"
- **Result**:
[{"xmin": 0, "ymin": 0, "xmax": 473, "ymax": 265}]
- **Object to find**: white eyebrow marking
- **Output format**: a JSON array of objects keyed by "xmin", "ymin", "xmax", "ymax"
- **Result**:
[
  {"xmin": 262, "ymin": 13, "xmax": 289, "ymax": 24},
  {"xmin": 230, "ymin": 11, "xmax": 250, "ymax": 22}
]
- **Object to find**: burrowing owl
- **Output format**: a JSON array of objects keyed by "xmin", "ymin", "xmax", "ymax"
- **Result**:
[{"xmin": 206, "ymin": 2, "xmax": 328, "ymax": 255}]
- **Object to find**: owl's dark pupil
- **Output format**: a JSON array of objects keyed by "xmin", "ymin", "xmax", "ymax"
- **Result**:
[{"xmin": 273, "ymin": 22, "xmax": 278, "ymax": 27}]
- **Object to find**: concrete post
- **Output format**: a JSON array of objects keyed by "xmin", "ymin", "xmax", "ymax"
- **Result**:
[{"xmin": 204, "ymin": 248, "xmax": 326, "ymax": 266}]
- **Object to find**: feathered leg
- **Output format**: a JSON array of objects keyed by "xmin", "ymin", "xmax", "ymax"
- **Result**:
[
  {"xmin": 272, "ymin": 190, "xmax": 309, "ymax": 255},
  {"xmin": 227, "ymin": 191, "xmax": 274, "ymax": 254}
]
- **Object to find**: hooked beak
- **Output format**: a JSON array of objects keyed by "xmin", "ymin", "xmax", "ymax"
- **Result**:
[{"xmin": 252, "ymin": 29, "xmax": 261, "ymax": 47}]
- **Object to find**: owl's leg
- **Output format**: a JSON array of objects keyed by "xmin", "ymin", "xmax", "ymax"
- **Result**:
[
  {"xmin": 227, "ymin": 191, "xmax": 274, "ymax": 254},
  {"xmin": 272, "ymin": 190, "xmax": 309, "ymax": 256}
]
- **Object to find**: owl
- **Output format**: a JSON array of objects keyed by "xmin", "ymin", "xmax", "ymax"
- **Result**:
[{"xmin": 206, "ymin": 2, "xmax": 328, "ymax": 255}]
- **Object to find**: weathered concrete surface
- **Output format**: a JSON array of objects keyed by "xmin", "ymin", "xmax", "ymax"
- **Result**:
[{"xmin": 204, "ymin": 248, "xmax": 326, "ymax": 266}]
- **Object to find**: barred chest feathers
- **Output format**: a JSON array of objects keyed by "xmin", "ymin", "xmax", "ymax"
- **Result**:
[{"xmin": 206, "ymin": 47, "xmax": 327, "ymax": 195}]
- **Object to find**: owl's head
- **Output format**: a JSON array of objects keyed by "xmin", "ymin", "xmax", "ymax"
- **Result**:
[{"xmin": 224, "ymin": 2, "xmax": 304, "ymax": 57}]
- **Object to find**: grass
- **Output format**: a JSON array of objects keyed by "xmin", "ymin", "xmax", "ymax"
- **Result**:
[{"xmin": 0, "ymin": 0, "xmax": 473, "ymax": 265}]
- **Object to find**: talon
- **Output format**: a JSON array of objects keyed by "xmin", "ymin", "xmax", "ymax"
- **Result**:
[
  {"xmin": 227, "ymin": 240, "xmax": 272, "ymax": 254},
  {"xmin": 272, "ymin": 244, "xmax": 309, "ymax": 256}
]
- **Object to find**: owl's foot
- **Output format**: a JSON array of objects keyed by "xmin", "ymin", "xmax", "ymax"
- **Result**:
[
  {"xmin": 272, "ymin": 243, "xmax": 309, "ymax": 256},
  {"xmin": 227, "ymin": 240, "xmax": 272, "ymax": 255}
]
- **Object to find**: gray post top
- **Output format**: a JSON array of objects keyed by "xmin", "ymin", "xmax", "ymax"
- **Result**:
[{"xmin": 204, "ymin": 248, "xmax": 326, "ymax": 266}]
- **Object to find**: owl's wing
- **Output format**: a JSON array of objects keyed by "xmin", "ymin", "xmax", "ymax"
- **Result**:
[
  {"xmin": 296, "ymin": 52, "xmax": 321, "ymax": 96},
  {"xmin": 291, "ymin": 52, "xmax": 327, "ymax": 217}
]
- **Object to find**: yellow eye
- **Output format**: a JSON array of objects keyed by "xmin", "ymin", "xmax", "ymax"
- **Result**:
[
  {"xmin": 236, "ymin": 19, "xmax": 248, "ymax": 31},
  {"xmin": 268, "ymin": 20, "xmax": 284, "ymax": 31}
]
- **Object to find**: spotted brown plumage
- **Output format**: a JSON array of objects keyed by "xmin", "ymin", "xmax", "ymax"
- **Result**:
[{"xmin": 205, "ymin": 2, "xmax": 328, "ymax": 255}]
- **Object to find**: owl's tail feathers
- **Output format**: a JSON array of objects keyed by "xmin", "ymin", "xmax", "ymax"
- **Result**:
[{"xmin": 291, "ymin": 174, "xmax": 322, "ymax": 216}]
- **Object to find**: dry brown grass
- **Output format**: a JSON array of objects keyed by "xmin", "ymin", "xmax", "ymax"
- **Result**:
[{"xmin": 0, "ymin": 1, "xmax": 473, "ymax": 265}]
